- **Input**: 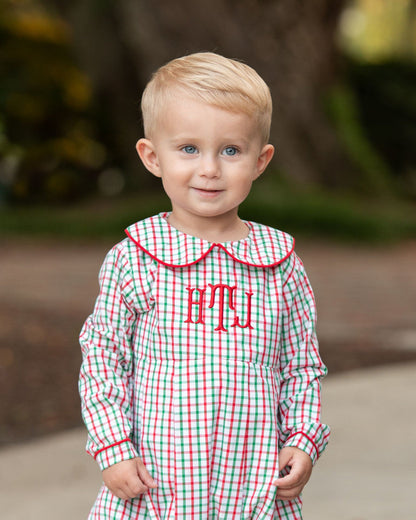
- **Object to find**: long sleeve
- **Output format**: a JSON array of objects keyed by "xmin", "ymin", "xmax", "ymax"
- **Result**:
[
  {"xmin": 79, "ymin": 243, "xmax": 149, "ymax": 471},
  {"xmin": 277, "ymin": 253, "xmax": 330, "ymax": 464}
]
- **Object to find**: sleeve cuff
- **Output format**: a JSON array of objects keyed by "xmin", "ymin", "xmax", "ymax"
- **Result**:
[
  {"xmin": 283, "ymin": 432, "xmax": 320, "ymax": 464},
  {"xmin": 94, "ymin": 439, "xmax": 139, "ymax": 471}
]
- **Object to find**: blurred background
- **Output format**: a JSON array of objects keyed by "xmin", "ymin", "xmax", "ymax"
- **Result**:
[
  {"xmin": 1, "ymin": 0, "xmax": 416, "ymax": 230},
  {"xmin": 0, "ymin": 0, "xmax": 415, "ymax": 518}
]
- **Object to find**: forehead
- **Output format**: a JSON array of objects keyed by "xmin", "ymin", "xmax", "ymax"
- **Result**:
[{"xmin": 155, "ymin": 93, "xmax": 259, "ymax": 138}]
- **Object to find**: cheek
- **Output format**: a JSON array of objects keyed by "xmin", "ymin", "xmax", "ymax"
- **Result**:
[
  {"xmin": 240, "ymin": 180, "xmax": 253, "ymax": 198},
  {"xmin": 160, "ymin": 170, "xmax": 188, "ymax": 201},
  {"xmin": 232, "ymin": 177, "xmax": 253, "ymax": 204},
  {"xmin": 160, "ymin": 177, "xmax": 178, "ymax": 199},
  {"xmin": 234, "ymin": 167, "xmax": 256, "ymax": 193}
]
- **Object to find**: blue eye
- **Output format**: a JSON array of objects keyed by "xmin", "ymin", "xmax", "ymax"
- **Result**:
[
  {"xmin": 182, "ymin": 145, "xmax": 197, "ymax": 154},
  {"xmin": 223, "ymin": 146, "xmax": 238, "ymax": 156}
]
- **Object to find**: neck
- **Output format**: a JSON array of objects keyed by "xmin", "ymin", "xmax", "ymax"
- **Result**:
[{"xmin": 167, "ymin": 213, "xmax": 249, "ymax": 243}]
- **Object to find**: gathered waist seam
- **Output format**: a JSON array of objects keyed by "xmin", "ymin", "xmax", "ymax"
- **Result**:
[{"xmin": 136, "ymin": 355, "xmax": 278, "ymax": 371}]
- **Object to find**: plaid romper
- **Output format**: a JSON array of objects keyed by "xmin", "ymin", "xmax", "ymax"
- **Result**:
[{"xmin": 79, "ymin": 213, "xmax": 330, "ymax": 519}]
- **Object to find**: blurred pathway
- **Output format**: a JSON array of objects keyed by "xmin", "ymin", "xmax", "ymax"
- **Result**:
[{"xmin": 296, "ymin": 238, "xmax": 416, "ymax": 354}]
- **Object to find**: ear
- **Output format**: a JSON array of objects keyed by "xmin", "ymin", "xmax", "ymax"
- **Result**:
[
  {"xmin": 255, "ymin": 144, "xmax": 274, "ymax": 179},
  {"xmin": 136, "ymin": 138, "xmax": 162, "ymax": 178}
]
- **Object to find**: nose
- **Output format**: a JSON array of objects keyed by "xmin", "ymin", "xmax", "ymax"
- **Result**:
[{"xmin": 200, "ymin": 154, "xmax": 220, "ymax": 178}]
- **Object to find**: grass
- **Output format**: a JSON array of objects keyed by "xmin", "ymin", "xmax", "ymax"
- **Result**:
[
  {"xmin": 0, "ymin": 192, "xmax": 169, "ymax": 242},
  {"xmin": 0, "ymin": 177, "xmax": 415, "ymax": 243},
  {"xmin": 240, "ymin": 177, "xmax": 416, "ymax": 243}
]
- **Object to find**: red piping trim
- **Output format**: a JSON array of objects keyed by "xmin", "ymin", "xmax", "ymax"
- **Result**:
[
  {"xmin": 212, "ymin": 241, "xmax": 295, "ymax": 268},
  {"xmin": 125, "ymin": 229, "xmax": 295, "ymax": 269},
  {"xmin": 285, "ymin": 432, "xmax": 319, "ymax": 458},
  {"xmin": 94, "ymin": 438, "xmax": 132, "ymax": 460}
]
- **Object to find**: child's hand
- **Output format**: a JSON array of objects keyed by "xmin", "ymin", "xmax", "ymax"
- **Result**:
[
  {"xmin": 273, "ymin": 447, "xmax": 313, "ymax": 501},
  {"xmin": 102, "ymin": 457, "xmax": 157, "ymax": 500}
]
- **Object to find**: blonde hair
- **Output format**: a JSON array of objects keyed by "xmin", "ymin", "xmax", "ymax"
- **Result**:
[{"xmin": 141, "ymin": 52, "xmax": 272, "ymax": 143}]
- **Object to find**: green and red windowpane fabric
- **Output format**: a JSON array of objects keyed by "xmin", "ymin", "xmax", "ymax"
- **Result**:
[{"xmin": 79, "ymin": 213, "xmax": 330, "ymax": 519}]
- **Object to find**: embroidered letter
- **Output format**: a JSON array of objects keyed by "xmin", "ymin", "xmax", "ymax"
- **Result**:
[
  {"xmin": 185, "ymin": 287, "xmax": 206, "ymax": 324},
  {"xmin": 185, "ymin": 284, "xmax": 255, "ymax": 332},
  {"xmin": 232, "ymin": 292, "xmax": 254, "ymax": 329},
  {"xmin": 208, "ymin": 284, "xmax": 236, "ymax": 332}
]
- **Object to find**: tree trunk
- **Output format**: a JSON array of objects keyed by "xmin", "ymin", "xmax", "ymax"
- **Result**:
[{"xmin": 48, "ymin": 0, "xmax": 355, "ymax": 188}]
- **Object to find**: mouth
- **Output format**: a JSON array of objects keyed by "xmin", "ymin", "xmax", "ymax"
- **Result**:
[
  {"xmin": 192, "ymin": 186, "xmax": 223, "ymax": 193},
  {"xmin": 192, "ymin": 187, "xmax": 224, "ymax": 196}
]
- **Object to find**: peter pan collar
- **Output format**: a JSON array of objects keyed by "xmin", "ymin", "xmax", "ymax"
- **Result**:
[{"xmin": 125, "ymin": 212, "xmax": 294, "ymax": 268}]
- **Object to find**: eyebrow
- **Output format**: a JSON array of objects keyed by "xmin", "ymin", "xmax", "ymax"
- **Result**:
[{"xmin": 169, "ymin": 136, "xmax": 252, "ymax": 147}]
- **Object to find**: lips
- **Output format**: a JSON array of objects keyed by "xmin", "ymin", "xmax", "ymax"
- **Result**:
[
  {"xmin": 191, "ymin": 187, "xmax": 224, "ymax": 198},
  {"xmin": 192, "ymin": 187, "xmax": 223, "ymax": 193}
]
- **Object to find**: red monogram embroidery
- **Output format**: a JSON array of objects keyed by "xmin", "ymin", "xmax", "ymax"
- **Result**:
[
  {"xmin": 185, "ymin": 284, "xmax": 254, "ymax": 332},
  {"xmin": 185, "ymin": 287, "xmax": 206, "ymax": 325}
]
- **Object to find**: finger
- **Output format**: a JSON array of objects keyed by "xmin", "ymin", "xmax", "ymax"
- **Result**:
[
  {"xmin": 274, "ymin": 465, "xmax": 302, "ymax": 486},
  {"xmin": 110, "ymin": 486, "xmax": 131, "ymax": 501},
  {"xmin": 125, "ymin": 478, "xmax": 149, "ymax": 498},
  {"xmin": 103, "ymin": 479, "xmax": 131, "ymax": 500},
  {"xmin": 273, "ymin": 467, "xmax": 305, "ymax": 489},
  {"xmin": 136, "ymin": 459, "xmax": 158, "ymax": 488},
  {"xmin": 275, "ymin": 485, "xmax": 303, "ymax": 501},
  {"xmin": 125, "ymin": 461, "xmax": 151, "ymax": 497},
  {"xmin": 278, "ymin": 450, "xmax": 292, "ymax": 473}
]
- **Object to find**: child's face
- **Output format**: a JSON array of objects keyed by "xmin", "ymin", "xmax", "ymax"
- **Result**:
[{"xmin": 137, "ymin": 93, "xmax": 274, "ymax": 236}]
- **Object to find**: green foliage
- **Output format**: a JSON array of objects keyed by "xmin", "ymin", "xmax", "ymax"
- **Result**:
[
  {"xmin": 339, "ymin": 0, "xmax": 416, "ymax": 61},
  {"xmin": 240, "ymin": 176, "xmax": 416, "ymax": 243},
  {"xmin": 347, "ymin": 59, "xmax": 416, "ymax": 198},
  {"xmin": 324, "ymin": 83, "xmax": 394, "ymax": 195},
  {"xmin": 0, "ymin": 192, "xmax": 169, "ymax": 240},
  {"xmin": 1, "ymin": 0, "xmax": 416, "ymax": 213},
  {"xmin": 0, "ymin": 3, "xmax": 106, "ymax": 204},
  {"xmin": 0, "ymin": 180, "xmax": 415, "ymax": 243}
]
